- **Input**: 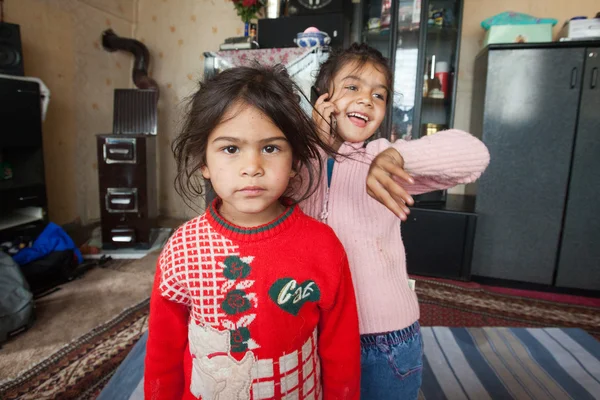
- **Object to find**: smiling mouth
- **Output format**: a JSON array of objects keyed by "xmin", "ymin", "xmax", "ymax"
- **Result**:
[{"xmin": 347, "ymin": 112, "xmax": 370, "ymax": 128}]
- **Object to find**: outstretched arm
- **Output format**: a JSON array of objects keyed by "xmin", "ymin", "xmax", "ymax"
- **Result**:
[{"xmin": 366, "ymin": 129, "xmax": 490, "ymax": 217}]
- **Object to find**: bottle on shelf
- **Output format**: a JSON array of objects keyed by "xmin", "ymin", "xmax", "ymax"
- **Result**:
[{"xmin": 434, "ymin": 61, "xmax": 450, "ymax": 99}]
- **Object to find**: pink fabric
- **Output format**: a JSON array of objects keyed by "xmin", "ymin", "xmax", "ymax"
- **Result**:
[
  {"xmin": 215, "ymin": 48, "xmax": 313, "ymax": 68},
  {"xmin": 300, "ymin": 129, "xmax": 491, "ymax": 334}
]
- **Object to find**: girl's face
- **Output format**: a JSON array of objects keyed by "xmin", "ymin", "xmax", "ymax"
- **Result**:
[
  {"xmin": 328, "ymin": 61, "xmax": 388, "ymax": 144},
  {"xmin": 201, "ymin": 103, "xmax": 295, "ymax": 227}
]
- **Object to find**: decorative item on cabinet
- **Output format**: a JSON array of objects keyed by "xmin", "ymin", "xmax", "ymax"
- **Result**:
[{"xmin": 258, "ymin": 12, "xmax": 350, "ymax": 48}]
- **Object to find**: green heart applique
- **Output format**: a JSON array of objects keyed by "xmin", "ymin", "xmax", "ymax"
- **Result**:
[{"xmin": 269, "ymin": 278, "xmax": 321, "ymax": 316}]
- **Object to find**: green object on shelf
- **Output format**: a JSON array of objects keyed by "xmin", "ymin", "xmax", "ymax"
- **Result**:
[
  {"xmin": 481, "ymin": 11, "xmax": 558, "ymax": 30},
  {"xmin": 1, "ymin": 161, "xmax": 13, "ymax": 180}
]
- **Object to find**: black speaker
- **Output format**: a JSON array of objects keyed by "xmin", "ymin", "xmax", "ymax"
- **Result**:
[
  {"xmin": 286, "ymin": 0, "xmax": 345, "ymax": 16},
  {"xmin": 258, "ymin": 14, "xmax": 350, "ymax": 49},
  {"xmin": 0, "ymin": 23, "xmax": 25, "ymax": 76}
]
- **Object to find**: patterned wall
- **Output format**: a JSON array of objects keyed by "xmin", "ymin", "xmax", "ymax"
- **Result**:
[{"xmin": 135, "ymin": 0, "xmax": 244, "ymax": 219}]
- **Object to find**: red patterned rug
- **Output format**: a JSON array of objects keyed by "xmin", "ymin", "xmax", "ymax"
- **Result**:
[
  {"xmin": 0, "ymin": 299, "xmax": 149, "ymax": 400},
  {"xmin": 1, "ymin": 277, "xmax": 598, "ymax": 399},
  {"xmin": 415, "ymin": 277, "xmax": 600, "ymax": 340}
]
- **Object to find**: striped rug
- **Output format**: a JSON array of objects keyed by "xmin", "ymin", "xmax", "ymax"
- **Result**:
[{"xmin": 420, "ymin": 327, "xmax": 600, "ymax": 400}]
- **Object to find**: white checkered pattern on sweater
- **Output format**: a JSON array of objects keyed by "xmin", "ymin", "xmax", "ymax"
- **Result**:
[
  {"xmin": 251, "ymin": 328, "xmax": 322, "ymax": 400},
  {"xmin": 159, "ymin": 215, "xmax": 240, "ymax": 325}
]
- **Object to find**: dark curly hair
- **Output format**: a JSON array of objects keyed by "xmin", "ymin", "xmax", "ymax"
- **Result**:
[
  {"xmin": 173, "ymin": 64, "xmax": 330, "ymax": 209},
  {"xmin": 314, "ymin": 42, "xmax": 393, "ymax": 104}
]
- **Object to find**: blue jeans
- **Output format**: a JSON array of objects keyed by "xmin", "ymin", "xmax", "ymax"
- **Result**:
[{"xmin": 360, "ymin": 321, "xmax": 423, "ymax": 400}]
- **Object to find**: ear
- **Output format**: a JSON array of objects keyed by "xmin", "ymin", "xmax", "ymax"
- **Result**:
[{"xmin": 201, "ymin": 165, "xmax": 210, "ymax": 180}]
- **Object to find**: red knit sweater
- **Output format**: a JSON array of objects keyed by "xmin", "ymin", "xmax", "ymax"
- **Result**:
[{"xmin": 144, "ymin": 200, "xmax": 360, "ymax": 400}]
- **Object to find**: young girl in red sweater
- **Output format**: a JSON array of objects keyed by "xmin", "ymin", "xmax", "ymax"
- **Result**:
[{"xmin": 144, "ymin": 66, "xmax": 361, "ymax": 400}]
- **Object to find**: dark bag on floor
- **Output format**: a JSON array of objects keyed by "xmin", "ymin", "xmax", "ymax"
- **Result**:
[
  {"xmin": 20, "ymin": 250, "xmax": 78, "ymax": 295},
  {"xmin": 0, "ymin": 252, "xmax": 35, "ymax": 344}
]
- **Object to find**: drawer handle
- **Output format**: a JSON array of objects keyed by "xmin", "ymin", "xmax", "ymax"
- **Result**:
[
  {"xmin": 112, "ymin": 235, "xmax": 134, "ymax": 243},
  {"xmin": 108, "ymin": 148, "xmax": 129, "ymax": 155},
  {"xmin": 103, "ymin": 138, "xmax": 137, "ymax": 164},
  {"xmin": 19, "ymin": 196, "xmax": 38, "ymax": 201},
  {"xmin": 105, "ymin": 188, "xmax": 138, "ymax": 213},
  {"xmin": 110, "ymin": 198, "xmax": 132, "ymax": 205}
]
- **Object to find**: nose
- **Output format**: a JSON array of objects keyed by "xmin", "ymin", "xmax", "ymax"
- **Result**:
[
  {"xmin": 356, "ymin": 91, "xmax": 373, "ymax": 107},
  {"xmin": 240, "ymin": 150, "xmax": 264, "ymax": 177}
]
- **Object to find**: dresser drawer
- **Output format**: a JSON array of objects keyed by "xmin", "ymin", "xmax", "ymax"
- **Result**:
[
  {"xmin": 102, "ymin": 137, "xmax": 137, "ymax": 164},
  {"xmin": 100, "ymin": 213, "xmax": 157, "ymax": 249},
  {"xmin": 104, "ymin": 188, "xmax": 138, "ymax": 213}
]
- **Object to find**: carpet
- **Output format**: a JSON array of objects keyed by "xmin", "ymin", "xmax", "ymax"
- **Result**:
[
  {"xmin": 99, "ymin": 327, "xmax": 600, "ymax": 400},
  {"xmin": 0, "ymin": 299, "xmax": 149, "ymax": 400},
  {"xmin": 0, "ymin": 253, "xmax": 158, "ymax": 398},
  {"xmin": 414, "ymin": 277, "xmax": 600, "ymax": 340},
  {"xmin": 2, "ymin": 275, "xmax": 599, "ymax": 399}
]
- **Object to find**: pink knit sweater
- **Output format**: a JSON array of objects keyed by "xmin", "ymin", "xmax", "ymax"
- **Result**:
[{"xmin": 300, "ymin": 129, "xmax": 490, "ymax": 335}]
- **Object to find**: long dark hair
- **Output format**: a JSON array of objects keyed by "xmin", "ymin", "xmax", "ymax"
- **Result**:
[
  {"xmin": 173, "ymin": 64, "xmax": 330, "ymax": 209},
  {"xmin": 314, "ymin": 42, "xmax": 393, "ymax": 103}
]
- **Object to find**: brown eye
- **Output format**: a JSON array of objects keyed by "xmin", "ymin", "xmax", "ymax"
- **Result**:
[
  {"xmin": 222, "ymin": 146, "xmax": 239, "ymax": 154},
  {"xmin": 263, "ymin": 145, "xmax": 280, "ymax": 154}
]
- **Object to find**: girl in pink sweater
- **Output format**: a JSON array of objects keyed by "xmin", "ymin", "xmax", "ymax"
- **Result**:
[{"xmin": 301, "ymin": 43, "xmax": 490, "ymax": 399}]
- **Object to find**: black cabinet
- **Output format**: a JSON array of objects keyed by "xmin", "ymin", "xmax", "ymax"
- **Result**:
[
  {"xmin": 97, "ymin": 134, "xmax": 158, "ymax": 249},
  {"xmin": 361, "ymin": 0, "xmax": 463, "ymax": 141},
  {"xmin": 403, "ymin": 195, "xmax": 476, "ymax": 280},
  {"xmin": 470, "ymin": 42, "xmax": 600, "ymax": 291},
  {"xmin": 0, "ymin": 77, "xmax": 47, "ymax": 234},
  {"xmin": 555, "ymin": 47, "xmax": 600, "ymax": 291}
]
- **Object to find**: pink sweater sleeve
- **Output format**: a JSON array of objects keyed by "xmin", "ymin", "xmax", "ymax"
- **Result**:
[{"xmin": 366, "ymin": 129, "xmax": 490, "ymax": 195}]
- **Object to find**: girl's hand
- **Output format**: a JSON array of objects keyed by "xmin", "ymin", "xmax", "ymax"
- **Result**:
[
  {"xmin": 312, "ymin": 93, "xmax": 339, "ymax": 146},
  {"xmin": 367, "ymin": 148, "xmax": 415, "ymax": 220}
]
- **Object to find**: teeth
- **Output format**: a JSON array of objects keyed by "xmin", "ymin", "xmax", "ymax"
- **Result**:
[{"xmin": 348, "ymin": 112, "xmax": 369, "ymax": 122}]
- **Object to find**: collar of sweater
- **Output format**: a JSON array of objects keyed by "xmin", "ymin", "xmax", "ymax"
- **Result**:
[{"xmin": 206, "ymin": 198, "xmax": 300, "ymax": 242}]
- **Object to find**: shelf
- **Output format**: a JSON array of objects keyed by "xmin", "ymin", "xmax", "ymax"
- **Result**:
[
  {"xmin": 422, "ymin": 97, "xmax": 450, "ymax": 107},
  {"xmin": 365, "ymin": 25, "xmax": 459, "ymax": 43},
  {"xmin": 364, "ymin": 30, "xmax": 391, "ymax": 43},
  {"xmin": 0, "ymin": 207, "xmax": 44, "ymax": 231},
  {"xmin": 0, "ymin": 179, "xmax": 44, "ymax": 191},
  {"xmin": 425, "ymin": 25, "xmax": 458, "ymax": 35}
]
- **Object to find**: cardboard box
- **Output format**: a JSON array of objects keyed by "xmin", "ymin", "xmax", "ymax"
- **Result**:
[{"xmin": 484, "ymin": 24, "xmax": 553, "ymax": 46}]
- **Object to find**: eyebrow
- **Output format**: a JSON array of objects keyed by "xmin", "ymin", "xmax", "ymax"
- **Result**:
[
  {"xmin": 211, "ymin": 136, "xmax": 289, "ymax": 145},
  {"xmin": 341, "ymin": 75, "xmax": 388, "ymax": 91}
]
